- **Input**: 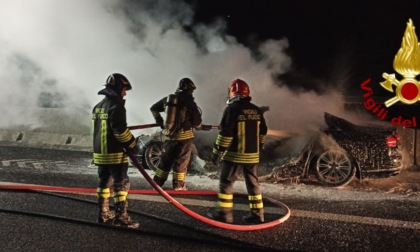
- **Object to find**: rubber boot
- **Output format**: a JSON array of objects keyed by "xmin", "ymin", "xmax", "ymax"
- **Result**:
[
  {"xmin": 173, "ymin": 180, "xmax": 187, "ymax": 191},
  {"xmin": 153, "ymin": 176, "xmax": 166, "ymax": 187},
  {"xmin": 207, "ymin": 208, "xmax": 233, "ymax": 223},
  {"xmin": 243, "ymin": 209, "xmax": 264, "ymax": 223},
  {"xmin": 113, "ymin": 201, "xmax": 140, "ymax": 229},
  {"xmin": 97, "ymin": 197, "xmax": 115, "ymax": 224}
]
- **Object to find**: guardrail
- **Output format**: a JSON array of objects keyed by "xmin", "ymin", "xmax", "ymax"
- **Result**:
[{"xmin": 0, "ymin": 129, "xmax": 92, "ymax": 151}]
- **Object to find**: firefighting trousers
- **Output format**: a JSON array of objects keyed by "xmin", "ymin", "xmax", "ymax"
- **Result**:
[
  {"xmin": 97, "ymin": 163, "xmax": 130, "ymax": 203},
  {"xmin": 218, "ymin": 161, "xmax": 263, "ymax": 212},
  {"xmin": 154, "ymin": 139, "xmax": 193, "ymax": 182}
]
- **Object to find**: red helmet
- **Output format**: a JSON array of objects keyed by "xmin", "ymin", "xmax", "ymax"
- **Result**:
[{"xmin": 228, "ymin": 79, "xmax": 250, "ymax": 100}]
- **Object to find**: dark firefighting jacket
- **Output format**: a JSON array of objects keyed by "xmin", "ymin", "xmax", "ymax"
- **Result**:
[
  {"xmin": 92, "ymin": 87, "xmax": 136, "ymax": 165},
  {"xmin": 213, "ymin": 97, "xmax": 268, "ymax": 164},
  {"xmin": 150, "ymin": 91, "xmax": 203, "ymax": 141}
]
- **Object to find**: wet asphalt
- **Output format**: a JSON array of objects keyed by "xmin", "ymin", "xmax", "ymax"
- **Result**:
[{"xmin": 1, "ymin": 144, "xmax": 420, "ymax": 252}]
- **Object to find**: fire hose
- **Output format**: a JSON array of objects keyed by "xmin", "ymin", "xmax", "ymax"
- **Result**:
[
  {"xmin": 128, "ymin": 123, "xmax": 219, "ymax": 131},
  {"xmin": 125, "ymin": 150, "xmax": 290, "ymax": 231},
  {"xmin": 128, "ymin": 123, "xmax": 160, "ymax": 130},
  {"xmin": 126, "ymin": 122, "xmax": 290, "ymax": 230},
  {"xmin": 1, "ymin": 121, "xmax": 290, "ymax": 231},
  {"xmin": 0, "ymin": 156, "xmax": 290, "ymax": 231}
]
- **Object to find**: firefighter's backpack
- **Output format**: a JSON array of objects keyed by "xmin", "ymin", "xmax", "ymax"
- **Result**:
[{"xmin": 163, "ymin": 94, "xmax": 186, "ymax": 137}]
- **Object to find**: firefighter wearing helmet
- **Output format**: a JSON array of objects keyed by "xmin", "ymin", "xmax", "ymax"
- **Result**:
[
  {"xmin": 207, "ymin": 79, "xmax": 268, "ymax": 223},
  {"xmin": 150, "ymin": 77, "xmax": 206, "ymax": 190},
  {"xmin": 92, "ymin": 73, "xmax": 139, "ymax": 228}
]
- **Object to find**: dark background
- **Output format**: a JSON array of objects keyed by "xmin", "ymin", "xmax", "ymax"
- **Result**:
[
  {"xmin": 188, "ymin": 0, "xmax": 420, "ymax": 96},
  {"xmin": 183, "ymin": 0, "xmax": 420, "ymax": 126}
]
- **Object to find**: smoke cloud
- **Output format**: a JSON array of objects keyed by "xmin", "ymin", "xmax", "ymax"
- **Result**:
[{"xmin": 0, "ymin": 0, "xmax": 356, "ymax": 138}]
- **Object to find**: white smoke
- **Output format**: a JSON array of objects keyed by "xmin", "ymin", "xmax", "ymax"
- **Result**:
[{"xmin": 0, "ymin": 0, "xmax": 352, "ymax": 137}]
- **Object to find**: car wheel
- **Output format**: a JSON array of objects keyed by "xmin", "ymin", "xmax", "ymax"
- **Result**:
[
  {"xmin": 142, "ymin": 140, "xmax": 164, "ymax": 171},
  {"xmin": 314, "ymin": 150, "xmax": 355, "ymax": 187}
]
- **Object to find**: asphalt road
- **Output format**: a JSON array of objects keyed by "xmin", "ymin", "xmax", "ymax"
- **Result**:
[{"xmin": 0, "ymin": 144, "xmax": 420, "ymax": 252}]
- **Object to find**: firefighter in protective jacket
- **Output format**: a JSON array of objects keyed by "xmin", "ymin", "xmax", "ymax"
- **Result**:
[
  {"xmin": 92, "ymin": 73, "xmax": 139, "ymax": 228},
  {"xmin": 207, "ymin": 79, "xmax": 268, "ymax": 224},
  {"xmin": 150, "ymin": 78, "xmax": 205, "ymax": 190}
]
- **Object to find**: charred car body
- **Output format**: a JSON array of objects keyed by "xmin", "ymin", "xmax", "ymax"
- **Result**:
[
  {"xmin": 134, "ymin": 134, "xmax": 204, "ymax": 173},
  {"xmin": 266, "ymin": 113, "xmax": 403, "ymax": 187},
  {"xmin": 135, "ymin": 112, "xmax": 403, "ymax": 188},
  {"xmin": 134, "ymin": 106, "xmax": 270, "ymax": 173}
]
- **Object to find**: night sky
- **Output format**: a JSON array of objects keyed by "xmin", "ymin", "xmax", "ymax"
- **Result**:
[
  {"xmin": 189, "ymin": 0, "xmax": 420, "ymax": 95},
  {"xmin": 1, "ymin": 0, "xmax": 419, "ymax": 129}
]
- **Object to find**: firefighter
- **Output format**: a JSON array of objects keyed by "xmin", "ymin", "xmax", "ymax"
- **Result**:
[
  {"xmin": 92, "ymin": 73, "xmax": 139, "ymax": 229},
  {"xmin": 150, "ymin": 77, "xmax": 207, "ymax": 190},
  {"xmin": 207, "ymin": 79, "xmax": 268, "ymax": 223}
]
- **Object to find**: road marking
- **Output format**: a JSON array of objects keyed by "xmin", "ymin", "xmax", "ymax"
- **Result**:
[
  {"xmin": 0, "ymin": 159, "xmax": 67, "ymax": 168},
  {"xmin": 1, "ymin": 180, "xmax": 418, "ymax": 231},
  {"xmin": 131, "ymin": 194, "xmax": 420, "ymax": 230},
  {"xmin": 292, "ymin": 209, "xmax": 420, "ymax": 230},
  {"xmin": 1, "ymin": 159, "xmax": 42, "ymax": 168},
  {"xmin": 32, "ymin": 163, "xmax": 44, "ymax": 169},
  {"xmin": 131, "ymin": 194, "xmax": 288, "ymax": 214},
  {"xmin": 17, "ymin": 162, "xmax": 28, "ymax": 168}
]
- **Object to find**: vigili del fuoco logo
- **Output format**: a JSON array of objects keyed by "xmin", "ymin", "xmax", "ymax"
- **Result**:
[{"xmin": 361, "ymin": 18, "xmax": 420, "ymax": 128}]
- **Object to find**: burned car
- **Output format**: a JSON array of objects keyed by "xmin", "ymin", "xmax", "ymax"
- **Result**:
[
  {"xmin": 266, "ymin": 113, "xmax": 403, "ymax": 187},
  {"xmin": 134, "ymin": 134, "xmax": 205, "ymax": 173},
  {"xmin": 134, "ymin": 134, "xmax": 164, "ymax": 171},
  {"xmin": 134, "ymin": 112, "xmax": 403, "ymax": 188},
  {"xmin": 134, "ymin": 106, "xmax": 270, "ymax": 173}
]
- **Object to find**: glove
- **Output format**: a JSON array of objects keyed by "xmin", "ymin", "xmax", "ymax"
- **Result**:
[
  {"xmin": 127, "ymin": 144, "xmax": 140, "ymax": 155},
  {"xmin": 155, "ymin": 116, "xmax": 165, "ymax": 129},
  {"xmin": 259, "ymin": 144, "xmax": 264, "ymax": 159},
  {"xmin": 212, "ymin": 153, "xmax": 221, "ymax": 166},
  {"xmin": 201, "ymin": 124, "xmax": 212, "ymax": 131},
  {"xmin": 125, "ymin": 138, "xmax": 139, "ymax": 154}
]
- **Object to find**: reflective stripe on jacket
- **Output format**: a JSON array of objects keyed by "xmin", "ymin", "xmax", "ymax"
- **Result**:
[
  {"xmin": 213, "ymin": 97, "xmax": 268, "ymax": 164},
  {"xmin": 92, "ymin": 88, "xmax": 136, "ymax": 165},
  {"xmin": 150, "ymin": 91, "xmax": 203, "ymax": 141}
]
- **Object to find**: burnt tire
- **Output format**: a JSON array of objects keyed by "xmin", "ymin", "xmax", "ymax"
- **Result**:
[
  {"xmin": 141, "ymin": 140, "xmax": 164, "ymax": 171},
  {"xmin": 314, "ymin": 150, "xmax": 355, "ymax": 187}
]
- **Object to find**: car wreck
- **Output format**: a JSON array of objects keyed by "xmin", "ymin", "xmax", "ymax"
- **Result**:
[
  {"xmin": 134, "ymin": 112, "xmax": 403, "ymax": 188},
  {"xmin": 264, "ymin": 113, "xmax": 403, "ymax": 187}
]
